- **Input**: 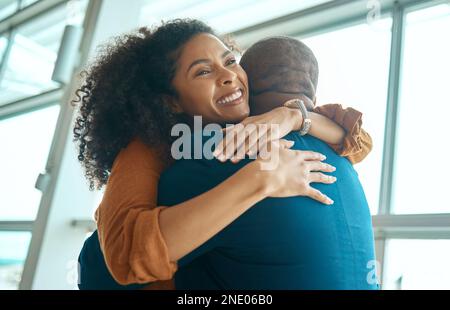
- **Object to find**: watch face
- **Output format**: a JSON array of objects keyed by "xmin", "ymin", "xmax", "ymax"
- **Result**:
[{"xmin": 300, "ymin": 118, "xmax": 312, "ymax": 136}]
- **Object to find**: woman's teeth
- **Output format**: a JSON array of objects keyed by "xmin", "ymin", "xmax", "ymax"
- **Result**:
[{"xmin": 217, "ymin": 90, "xmax": 242, "ymax": 105}]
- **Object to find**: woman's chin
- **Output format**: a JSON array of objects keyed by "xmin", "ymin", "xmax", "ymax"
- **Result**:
[
  {"xmin": 211, "ymin": 104, "xmax": 248, "ymax": 124},
  {"xmin": 225, "ymin": 108, "xmax": 250, "ymax": 124}
]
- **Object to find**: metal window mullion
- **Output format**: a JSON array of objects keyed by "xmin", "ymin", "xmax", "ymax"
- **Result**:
[
  {"xmin": 0, "ymin": 0, "xmax": 67, "ymax": 35},
  {"xmin": 0, "ymin": 88, "xmax": 63, "ymax": 120},
  {"xmin": 231, "ymin": 0, "xmax": 429, "ymax": 49},
  {"xmin": 375, "ymin": 2, "xmax": 406, "ymax": 289},
  {"xmin": 374, "ymin": 238, "xmax": 386, "ymax": 288},
  {"xmin": 0, "ymin": 29, "xmax": 15, "ymax": 83},
  {"xmin": 378, "ymin": 3, "xmax": 405, "ymax": 216},
  {"xmin": 0, "ymin": 221, "xmax": 34, "ymax": 231},
  {"xmin": 17, "ymin": 0, "xmax": 24, "ymax": 11},
  {"xmin": 18, "ymin": 0, "xmax": 103, "ymax": 290}
]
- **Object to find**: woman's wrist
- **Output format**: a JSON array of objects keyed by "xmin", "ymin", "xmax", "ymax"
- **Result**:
[
  {"xmin": 244, "ymin": 160, "xmax": 275, "ymax": 198},
  {"xmin": 284, "ymin": 106, "xmax": 304, "ymax": 131}
]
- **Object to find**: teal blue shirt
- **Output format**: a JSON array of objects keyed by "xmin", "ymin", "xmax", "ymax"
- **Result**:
[{"xmin": 158, "ymin": 132, "xmax": 378, "ymax": 290}]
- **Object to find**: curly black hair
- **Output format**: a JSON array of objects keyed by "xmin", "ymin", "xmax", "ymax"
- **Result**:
[{"xmin": 72, "ymin": 19, "xmax": 227, "ymax": 190}]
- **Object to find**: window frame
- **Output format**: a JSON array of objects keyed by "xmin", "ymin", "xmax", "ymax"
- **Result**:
[{"xmin": 0, "ymin": 0, "xmax": 92, "ymax": 289}]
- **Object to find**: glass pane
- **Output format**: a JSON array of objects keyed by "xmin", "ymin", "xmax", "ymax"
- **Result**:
[
  {"xmin": 140, "ymin": 0, "xmax": 331, "ymax": 34},
  {"xmin": 0, "ymin": 231, "xmax": 32, "ymax": 290},
  {"xmin": 383, "ymin": 239, "xmax": 450, "ymax": 289},
  {"xmin": 0, "ymin": 0, "xmax": 19, "ymax": 20},
  {"xmin": 0, "ymin": 105, "xmax": 60, "ymax": 220},
  {"xmin": 301, "ymin": 18, "xmax": 392, "ymax": 215},
  {"xmin": 0, "ymin": 8, "xmax": 65, "ymax": 105},
  {"xmin": 19, "ymin": 0, "xmax": 38, "ymax": 9},
  {"xmin": 392, "ymin": 4, "xmax": 450, "ymax": 214},
  {"xmin": 0, "ymin": 35, "xmax": 7, "ymax": 59},
  {"xmin": 0, "ymin": 0, "xmax": 88, "ymax": 105}
]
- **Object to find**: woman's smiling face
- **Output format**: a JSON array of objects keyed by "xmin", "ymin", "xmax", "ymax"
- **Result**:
[{"xmin": 171, "ymin": 33, "xmax": 250, "ymax": 125}]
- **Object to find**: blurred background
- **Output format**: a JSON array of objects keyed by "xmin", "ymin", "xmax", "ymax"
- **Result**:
[{"xmin": 0, "ymin": 0, "xmax": 449, "ymax": 290}]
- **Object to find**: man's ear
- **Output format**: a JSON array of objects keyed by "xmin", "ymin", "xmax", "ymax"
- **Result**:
[{"xmin": 163, "ymin": 95, "xmax": 184, "ymax": 114}]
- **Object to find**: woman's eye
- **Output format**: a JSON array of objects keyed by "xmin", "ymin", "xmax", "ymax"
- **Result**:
[
  {"xmin": 196, "ymin": 70, "xmax": 210, "ymax": 76},
  {"xmin": 226, "ymin": 58, "xmax": 237, "ymax": 65}
]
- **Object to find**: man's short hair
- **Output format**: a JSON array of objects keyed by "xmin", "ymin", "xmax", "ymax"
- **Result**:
[{"xmin": 240, "ymin": 36, "xmax": 319, "ymax": 97}]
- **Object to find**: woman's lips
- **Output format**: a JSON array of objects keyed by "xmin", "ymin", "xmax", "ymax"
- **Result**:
[{"xmin": 216, "ymin": 89, "xmax": 244, "ymax": 106}]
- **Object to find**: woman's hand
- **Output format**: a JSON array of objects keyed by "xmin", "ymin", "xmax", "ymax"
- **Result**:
[
  {"xmin": 256, "ymin": 144, "xmax": 337, "ymax": 205},
  {"xmin": 213, "ymin": 106, "xmax": 302, "ymax": 163}
]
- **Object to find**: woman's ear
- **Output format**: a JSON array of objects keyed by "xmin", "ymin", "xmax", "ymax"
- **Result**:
[{"xmin": 163, "ymin": 95, "xmax": 184, "ymax": 114}]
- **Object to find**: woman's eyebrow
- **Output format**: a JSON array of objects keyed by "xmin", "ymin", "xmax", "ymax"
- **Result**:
[{"xmin": 186, "ymin": 50, "xmax": 232, "ymax": 74}]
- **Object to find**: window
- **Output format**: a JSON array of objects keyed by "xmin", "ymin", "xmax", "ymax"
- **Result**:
[
  {"xmin": 0, "ymin": 35, "xmax": 7, "ymax": 58},
  {"xmin": 383, "ymin": 239, "xmax": 450, "ymax": 289},
  {"xmin": 139, "ymin": 0, "xmax": 331, "ymax": 34},
  {"xmin": 0, "ymin": 231, "xmax": 31, "ymax": 290},
  {"xmin": 0, "ymin": 0, "xmax": 18, "ymax": 21},
  {"xmin": 301, "ymin": 18, "xmax": 393, "ymax": 215},
  {"xmin": 0, "ymin": 105, "xmax": 60, "ymax": 220},
  {"xmin": 392, "ymin": 4, "xmax": 450, "ymax": 214},
  {"xmin": 20, "ymin": 0, "xmax": 39, "ymax": 9},
  {"xmin": 0, "ymin": 6, "xmax": 67, "ymax": 105},
  {"xmin": 0, "ymin": 0, "xmax": 87, "ymax": 106},
  {"xmin": 0, "ymin": 0, "xmax": 39, "ymax": 21}
]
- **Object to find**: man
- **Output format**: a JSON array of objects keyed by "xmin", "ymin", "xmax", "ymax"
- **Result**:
[{"xmin": 157, "ymin": 37, "xmax": 377, "ymax": 289}]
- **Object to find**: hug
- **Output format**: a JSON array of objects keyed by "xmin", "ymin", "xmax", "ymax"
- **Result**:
[{"xmin": 74, "ymin": 18, "xmax": 377, "ymax": 290}]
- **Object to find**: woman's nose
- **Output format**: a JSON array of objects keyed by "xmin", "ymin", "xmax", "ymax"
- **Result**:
[{"xmin": 217, "ymin": 67, "xmax": 237, "ymax": 86}]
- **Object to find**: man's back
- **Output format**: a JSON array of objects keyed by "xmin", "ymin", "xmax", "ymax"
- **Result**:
[{"xmin": 158, "ymin": 132, "xmax": 377, "ymax": 289}]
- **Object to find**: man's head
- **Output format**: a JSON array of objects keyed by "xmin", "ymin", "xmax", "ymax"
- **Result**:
[{"xmin": 240, "ymin": 36, "xmax": 319, "ymax": 115}]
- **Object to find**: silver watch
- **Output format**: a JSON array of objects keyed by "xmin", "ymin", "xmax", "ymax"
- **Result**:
[{"xmin": 283, "ymin": 99, "xmax": 312, "ymax": 136}]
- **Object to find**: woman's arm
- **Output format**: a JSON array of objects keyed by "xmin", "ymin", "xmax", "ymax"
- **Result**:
[
  {"xmin": 313, "ymin": 103, "xmax": 373, "ymax": 164},
  {"xmin": 159, "ymin": 159, "xmax": 269, "ymax": 262},
  {"xmin": 160, "ymin": 146, "xmax": 335, "ymax": 263},
  {"xmin": 213, "ymin": 104, "xmax": 372, "ymax": 165},
  {"xmin": 308, "ymin": 111, "xmax": 345, "ymax": 145},
  {"xmin": 98, "ymin": 139, "xmax": 334, "ymax": 285},
  {"xmin": 213, "ymin": 106, "xmax": 345, "ymax": 161}
]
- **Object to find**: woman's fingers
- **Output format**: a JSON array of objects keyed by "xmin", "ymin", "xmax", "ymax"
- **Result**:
[
  {"xmin": 306, "ymin": 187, "xmax": 334, "ymax": 205},
  {"xmin": 246, "ymin": 125, "xmax": 270, "ymax": 157},
  {"xmin": 214, "ymin": 124, "xmax": 238, "ymax": 160},
  {"xmin": 216, "ymin": 124, "xmax": 252, "ymax": 161},
  {"xmin": 307, "ymin": 161, "xmax": 336, "ymax": 173},
  {"xmin": 296, "ymin": 150, "xmax": 327, "ymax": 161},
  {"xmin": 219, "ymin": 125, "xmax": 280, "ymax": 163},
  {"xmin": 278, "ymin": 139, "xmax": 295, "ymax": 149},
  {"xmin": 231, "ymin": 126, "xmax": 257, "ymax": 162},
  {"xmin": 223, "ymin": 126, "xmax": 244, "ymax": 160},
  {"xmin": 309, "ymin": 172, "xmax": 337, "ymax": 184},
  {"xmin": 231, "ymin": 133, "xmax": 255, "ymax": 163},
  {"xmin": 233, "ymin": 125, "xmax": 275, "ymax": 162},
  {"xmin": 215, "ymin": 127, "xmax": 238, "ymax": 161}
]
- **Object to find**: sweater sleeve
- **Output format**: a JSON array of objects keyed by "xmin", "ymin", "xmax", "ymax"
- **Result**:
[
  {"xmin": 313, "ymin": 103, "xmax": 373, "ymax": 164},
  {"xmin": 95, "ymin": 139, "xmax": 177, "ymax": 285}
]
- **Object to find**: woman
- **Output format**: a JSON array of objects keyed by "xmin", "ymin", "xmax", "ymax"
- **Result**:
[{"xmin": 74, "ymin": 19, "xmax": 371, "ymax": 289}]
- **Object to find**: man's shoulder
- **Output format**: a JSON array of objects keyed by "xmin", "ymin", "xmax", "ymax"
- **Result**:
[
  {"xmin": 286, "ymin": 132, "xmax": 333, "ymax": 153},
  {"xmin": 157, "ymin": 132, "xmax": 250, "ymax": 206},
  {"xmin": 286, "ymin": 132, "xmax": 354, "ymax": 169}
]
